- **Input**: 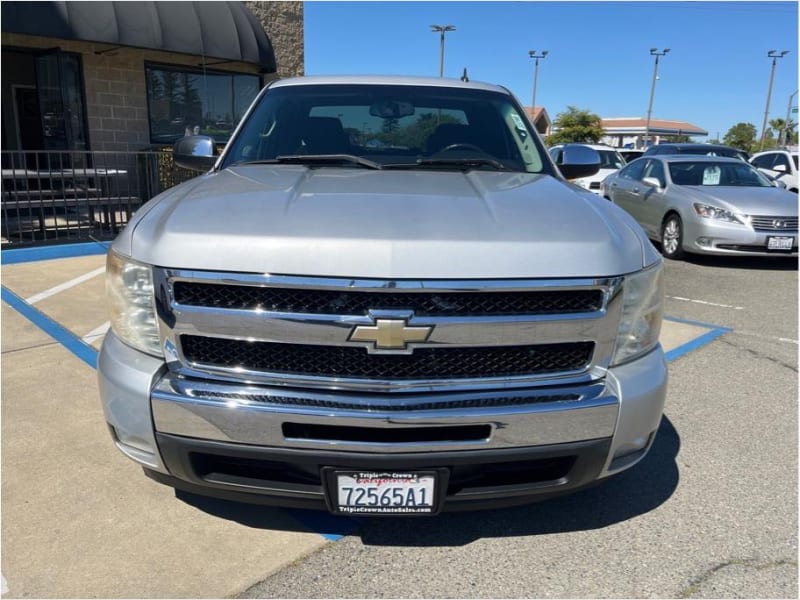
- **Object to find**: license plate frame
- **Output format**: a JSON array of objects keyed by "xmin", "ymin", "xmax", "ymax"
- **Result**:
[
  {"xmin": 767, "ymin": 236, "xmax": 795, "ymax": 251},
  {"xmin": 322, "ymin": 468, "xmax": 447, "ymax": 516}
]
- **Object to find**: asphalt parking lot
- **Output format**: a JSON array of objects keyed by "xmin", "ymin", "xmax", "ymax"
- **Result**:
[{"xmin": 1, "ymin": 243, "xmax": 796, "ymax": 598}]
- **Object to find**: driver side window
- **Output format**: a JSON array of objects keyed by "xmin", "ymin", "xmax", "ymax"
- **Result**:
[
  {"xmin": 620, "ymin": 159, "xmax": 646, "ymax": 181},
  {"xmin": 643, "ymin": 159, "xmax": 666, "ymax": 187}
]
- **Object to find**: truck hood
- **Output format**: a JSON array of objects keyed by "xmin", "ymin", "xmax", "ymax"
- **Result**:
[{"xmin": 122, "ymin": 166, "xmax": 651, "ymax": 279}]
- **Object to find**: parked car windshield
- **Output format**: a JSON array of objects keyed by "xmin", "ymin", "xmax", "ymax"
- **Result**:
[
  {"xmin": 668, "ymin": 160, "xmax": 774, "ymax": 187},
  {"xmin": 597, "ymin": 149, "xmax": 625, "ymax": 169},
  {"xmin": 222, "ymin": 84, "xmax": 550, "ymax": 173}
]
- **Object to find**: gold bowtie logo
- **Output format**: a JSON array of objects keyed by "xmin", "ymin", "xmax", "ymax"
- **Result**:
[{"xmin": 349, "ymin": 319, "xmax": 432, "ymax": 351}]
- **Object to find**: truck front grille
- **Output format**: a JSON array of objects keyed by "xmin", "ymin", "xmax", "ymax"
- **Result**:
[
  {"xmin": 158, "ymin": 270, "xmax": 623, "ymax": 392},
  {"xmin": 173, "ymin": 283, "xmax": 603, "ymax": 316},
  {"xmin": 181, "ymin": 336, "xmax": 594, "ymax": 380}
]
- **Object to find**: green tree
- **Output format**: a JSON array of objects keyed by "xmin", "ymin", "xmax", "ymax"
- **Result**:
[
  {"xmin": 723, "ymin": 122, "xmax": 757, "ymax": 151},
  {"xmin": 379, "ymin": 112, "xmax": 461, "ymax": 150},
  {"xmin": 769, "ymin": 117, "xmax": 797, "ymax": 146},
  {"xmin": 545, "ymin": 106, "xmax": 604, "ymax": 145}
]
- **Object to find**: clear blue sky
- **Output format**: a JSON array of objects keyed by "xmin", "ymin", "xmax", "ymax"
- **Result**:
[{"xmin": 304, "ymin": 1, "xmax": 799, "ymax": 141}]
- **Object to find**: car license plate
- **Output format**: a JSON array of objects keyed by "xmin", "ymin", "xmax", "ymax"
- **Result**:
[
  {"xmin": 767, "ymin": 236, "xmax": 794, "ymax": 250},
  {"xmin": 333, "ymin": 471, "xmax": 437, "ymax": 515}
]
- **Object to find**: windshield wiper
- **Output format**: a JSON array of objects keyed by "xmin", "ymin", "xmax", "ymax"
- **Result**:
[
  {"xmin": 274, "ymin": 154, "xmax": 383, "ymax": 169},
  {"xmin": 229, "ymin": 155, "xmax": 383, "ymax": 169},
  {"xmin": 412, "ymin": 157, "xmax": 511, "ymax": 171}
]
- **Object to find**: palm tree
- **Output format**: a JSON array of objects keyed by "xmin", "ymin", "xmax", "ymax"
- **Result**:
[{"xmin": 769, "ymin": 118, "xmax": 797, "ymax": 146}]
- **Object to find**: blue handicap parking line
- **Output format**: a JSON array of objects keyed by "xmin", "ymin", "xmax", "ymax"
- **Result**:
[
  {"xmin": 662, "ymin": 315, "xmax": 732, "ymax": 363},
  {"xmin": 285, "ymin": 509, "xmax": 363, "ymax": 541},
  {"xmin": 1, "ymin": 285, "xmax": 99, "ymax": 368},
  {"xmin": 1, "ymin": 241, "xmax": 110, "ymax": 265}
]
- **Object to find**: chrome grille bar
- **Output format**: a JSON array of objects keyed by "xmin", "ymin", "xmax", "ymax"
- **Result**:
[{"xmin": 154, "ymin": 270, "xmax": 624, "ymax": 393}]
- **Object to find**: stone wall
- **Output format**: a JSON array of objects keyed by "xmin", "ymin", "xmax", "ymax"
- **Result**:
[{"xmin": 245, "ymin": 1, "xmax": 305, "ymax": 78}]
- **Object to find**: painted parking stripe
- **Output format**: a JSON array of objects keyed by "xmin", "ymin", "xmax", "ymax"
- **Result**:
[
  {"xmin": 663, "ymin": 315, "xmax": 731, "ymax": 363},
  {"xmin": 26, "ymin": 266, "xmax": 106, "ymax": 305},
  {"xmin": 83, "ymin": 321, "xmax": 111, "ymax": 343},
  {"xmin": 1, "ymin": 285, "xmax": 98, "ymax": 368},
  {"xmin": 1, "ymin": 241, "xmax": 110, "ymax": 265},
  {"xmin": 667, "ymin": 295, "xmax": 744, "ymax": 310}
]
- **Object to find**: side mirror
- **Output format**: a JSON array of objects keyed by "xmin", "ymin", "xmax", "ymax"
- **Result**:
[
  {"xmin": 774, "ymin": 178, "xmax": 788, "ymax": 189},
  {"xmin": 642, "ymin": 176, "xmax": 662, "ymax": 189},
  {"xmin": 556, "ymin": 144, "xmax": 601, "ymax": 180},
  {"xmin": 173, "ymin": 135, "xmax": 217, "ymax": 171}
]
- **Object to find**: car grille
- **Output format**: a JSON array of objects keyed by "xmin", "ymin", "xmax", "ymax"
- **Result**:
[
  {"xmin": 750, "ymin": 215, "xmax": 798, "ymax": 231},
  {"xmin": 589, "ymin": 182, "xmax": 601, "ymax": 190},
  {"xmin": 180, "ymin": 336, "xmax": 595, "ymax": 380},
  {"xmin": 172, "ymin": 283, "xmax": 604, "ymax": 316},
  {"xmin": 191, "ymin": 390, "xmax": 581, "ymax": 411}
]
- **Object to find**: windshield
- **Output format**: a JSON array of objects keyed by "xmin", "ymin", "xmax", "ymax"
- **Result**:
[
  {"xmin": 681, "ymin": 146, "xmax": 748, "ymax": 161},
  {"xmin": 221, "ymin": 84, "xmax": 550, "ymax": 173},
  {"xmin": 598, "ymin": 149, "xmax": 625, "ymax": 169},
  {"xmin": 668, "ymin": 161, "xmax": 774, "ymax": 187}
]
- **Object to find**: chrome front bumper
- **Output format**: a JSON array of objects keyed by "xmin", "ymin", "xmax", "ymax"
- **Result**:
[
  {"xmin": 100, "ymin": 330, "xmax": 667, "ymax": 483},
  {"xmin": 150, "ymin": 375, "xmax": 619, "ymax": 453}
]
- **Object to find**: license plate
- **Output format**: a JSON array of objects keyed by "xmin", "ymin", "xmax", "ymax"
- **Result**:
[
  {"xmin": 333, "ymin": 471, "xmax": 437, "ymax": 515},
  {"xmin": 767, "ymin": 236, "xmax": 794, "ymax": 250}
]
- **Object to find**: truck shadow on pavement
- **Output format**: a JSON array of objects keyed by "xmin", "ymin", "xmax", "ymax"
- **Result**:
[
  {"xmin": 352, "ymin": 415, "xmax": 681, "ymax": 546},
  {"xmin": 176, "ymin": 416, "xmax": 680, "ymax": 546}
]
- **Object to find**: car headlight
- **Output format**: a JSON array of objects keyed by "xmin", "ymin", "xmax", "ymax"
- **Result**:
[
  {"xmin": 693, "ymin": 203, "xmax": 747, "ymax": 225},
  {"xmin": 106, "ymin": 251, "xmax": 162, "ymax": 357},
  {"xmin": 612, "ymin": 262, "xmax": 664, "ymax": 365}
]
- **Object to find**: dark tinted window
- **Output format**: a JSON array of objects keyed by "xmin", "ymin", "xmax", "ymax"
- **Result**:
[
  {"xmin": 146, "ymin": 65, "xmax": 260, "ymax": 144},
  {"xmin": 751, "ymin": 154, "xmax": 776, "ymax": 169},
  {"xmin": 619, "ymin": 159, "xmax": 646, "ymax": 180},
  {"xmin": 643, "ymin": 159, "xmax": 666, "ymax": 187},
  {"xmin": 223, "ymin": 84, "xmax": 551, "ymax": 173}
]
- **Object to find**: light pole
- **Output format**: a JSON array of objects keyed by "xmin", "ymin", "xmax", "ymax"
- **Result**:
[
  {"xmin": 430, "ymin": 25, "xmax": 456, "ymax": 78},
  {"xmin": 760, "ymin": 50, "xmax": 790, "ymax": 151},
  {"xmin": 780, "ymin": 89, "xmax": 798, "ymax": 147},
  {"xmin": 528, "ymin": 50, "xmax": 548, "ymax": 112},
  {"xmin": 644, "ymin": 47, "xmax": 670, "ymax": 149}
]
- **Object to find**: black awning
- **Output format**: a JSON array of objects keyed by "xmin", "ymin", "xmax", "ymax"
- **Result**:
[{"xmin": 1, "ymin": 1, "xmax": 276, "ymax": 73}]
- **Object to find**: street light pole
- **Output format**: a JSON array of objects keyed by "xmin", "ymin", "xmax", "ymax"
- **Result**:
[
  {"xmin": 780, "ymin": 89, "xmax": 798, "ymax": 147},
  {"xmin": 528, "ymin": 50, "xmax": 548, "ymax": 111},
  {"xmin": 760, "ymin": 50, "xmax": 790, "ymax": 151},
  {"xmin": 644, "ymin": 48, "xmax": 670, "ymax": 149},
  {"xmin": 430, "ymin": 25, "xmax": 456, "ymax": 78}
]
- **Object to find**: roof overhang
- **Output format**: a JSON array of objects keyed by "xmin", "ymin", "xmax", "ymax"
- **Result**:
[{"xmin": 1, "ymin": 1, "xmax": 276, "ymax": 73}]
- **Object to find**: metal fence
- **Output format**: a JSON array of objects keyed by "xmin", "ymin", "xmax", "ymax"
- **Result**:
[{"xmin": 1, "ymin": 149, "xmax": 198, "ymax": 246}]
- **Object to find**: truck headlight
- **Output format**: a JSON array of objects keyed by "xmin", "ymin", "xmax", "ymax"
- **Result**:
[
  {"xmin": 612, "ymin": 262, "xmax": 664, "ymax": 365},
  {"xmin": 106, "ymin": 251, "xmax": 162, "ymax": 357}
]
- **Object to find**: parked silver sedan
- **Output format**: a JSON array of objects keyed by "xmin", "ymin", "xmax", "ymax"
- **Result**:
[{"xmin": 601, "ymin": 155, "xmax": 798, "ymax": 259}]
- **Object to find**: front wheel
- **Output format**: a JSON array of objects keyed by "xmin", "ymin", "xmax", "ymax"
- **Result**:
[{"xmin": 661, "ymin": 214, "xmax": 685, "ymax": 260}]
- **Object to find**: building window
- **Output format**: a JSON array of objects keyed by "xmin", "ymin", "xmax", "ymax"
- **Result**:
[{"xmin": 145, "ymin": 64, "xmax": 259, "ymax": 145}]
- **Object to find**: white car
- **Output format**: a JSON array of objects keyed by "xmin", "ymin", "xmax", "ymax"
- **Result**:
[
  {"xmin": 549, "ymin": 144, "xmax": 625, "ymax": 194},
  {"xmin": 750, "ymin": 150, "xmax": 799, "ymax": 192}
]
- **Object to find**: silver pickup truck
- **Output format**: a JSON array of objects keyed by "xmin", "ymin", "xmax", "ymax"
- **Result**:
[{"xmin": 99, "ymin": 76, "xmax": 667, "ymax": 515}]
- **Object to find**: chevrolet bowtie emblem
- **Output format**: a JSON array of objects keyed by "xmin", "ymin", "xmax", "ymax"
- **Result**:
[{"xmin": 349, "ymin": 319, "xmax": 433, "ymax": 351}]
